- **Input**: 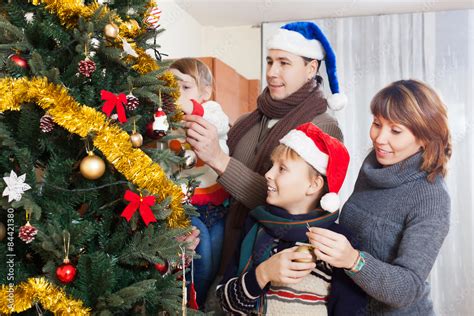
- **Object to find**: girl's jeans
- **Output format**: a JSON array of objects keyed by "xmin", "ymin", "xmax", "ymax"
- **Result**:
[{"xmin": 190, "ymin": 202, "xmax": 228, "ymax": 308}]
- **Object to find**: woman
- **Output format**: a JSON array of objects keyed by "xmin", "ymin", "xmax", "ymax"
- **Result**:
[
  {"xmin": 307, "ymin": 79, "xmax": 452, "ymax": 315},
  {"xmin": 184, "ymin": 21, "xmax": 347, "ymax": 275}
]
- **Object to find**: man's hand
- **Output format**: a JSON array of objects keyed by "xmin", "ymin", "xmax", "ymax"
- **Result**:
[{"xmin": 184, "ymin": 114, "xmax": 230, "ymax": 174}]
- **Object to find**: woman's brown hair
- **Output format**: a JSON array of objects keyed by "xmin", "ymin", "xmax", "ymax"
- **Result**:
[{"xmin": 370, "ymin": 79, "xmax": 452, "ymax": 182}]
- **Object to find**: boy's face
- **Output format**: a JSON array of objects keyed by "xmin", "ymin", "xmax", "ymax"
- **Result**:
[{"xmin": 265, "ymin": 155, "xmax": 316, "ymax": 215}]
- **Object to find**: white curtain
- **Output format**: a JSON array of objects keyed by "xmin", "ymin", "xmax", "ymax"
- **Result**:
[{"xmin": 263, "ymin": 10, "xmax": 473, "ymax": 315}]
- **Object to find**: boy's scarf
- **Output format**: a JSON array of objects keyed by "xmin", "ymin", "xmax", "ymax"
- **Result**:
[
  {"xmin": 227, "ymin": 79, "xmax": 328, "ymax": 175},
  {"xmin": 237, "ymin": 205, "xmax": 339, "ymax": 275}
]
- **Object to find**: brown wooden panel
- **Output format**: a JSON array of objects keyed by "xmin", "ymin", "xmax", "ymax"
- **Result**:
[{"xmin": 192, "ymin": 57, "xmax": 260, "ymax": 124}]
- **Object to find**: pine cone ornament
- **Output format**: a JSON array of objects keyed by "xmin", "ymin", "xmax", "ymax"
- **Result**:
[
  {"xmin": 78, "ymin": 58, "xmax": 96, "ymax": 77},
  {"xmin": 125, "ymin": 94, "xmax": 139, "ymax": 111},
  {"xmin": 19, "ymin": 222, "xmax": 38, "ymax": 243},
  {"xmin": 162, "ymin": 93, "xmax": 176, "ymax": 114},
  {"xmin": 40, "ymin": 114, "xmax": 55, "ymax": 133}
]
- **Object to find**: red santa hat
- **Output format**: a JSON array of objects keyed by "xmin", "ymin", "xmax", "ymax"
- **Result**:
[
  {"xmin": 154, "ymin": 107, "xmax": 166, "ymax": 118},
  {"xmin": 279, "ymin": 122, "xmax": 350, "ymax": 212}
]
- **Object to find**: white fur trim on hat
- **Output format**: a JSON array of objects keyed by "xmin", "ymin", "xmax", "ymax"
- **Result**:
[
  {"xmin": 320, "ymin": 192, "xmax": 340, "ymax": 212},
  {"xmin": 279, "ymin": 129, "xmax": 328, "ymax": 175},
  {"xmin": 267, "ymin": 29, "xmax": 325, "ymax": 60},
  {"xmin": 327, "ymin": 93, "xmax": 347, "ymax": 111}
]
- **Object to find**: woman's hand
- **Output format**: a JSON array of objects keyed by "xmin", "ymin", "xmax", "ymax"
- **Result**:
[
  {"xmin": 183, "ymin": 114, "xmax": 230, "ymax": 174},
  {"xmin": 255, "ymin": 247, "xmax": 316, "ymax": 288},
  {"xmin": 306, "ymin": 228, "xmax": 359, "ymax": 269}
]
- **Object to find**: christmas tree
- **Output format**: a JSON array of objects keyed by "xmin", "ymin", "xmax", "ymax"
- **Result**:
[{"xmin": 0, "ymin": 0, "xmax": 198, "ymax": 314}]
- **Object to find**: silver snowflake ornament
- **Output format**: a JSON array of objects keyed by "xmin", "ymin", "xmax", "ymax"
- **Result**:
[{"xmin": 2, "ymin": 170, "xmax": 31, "ymax": 202}]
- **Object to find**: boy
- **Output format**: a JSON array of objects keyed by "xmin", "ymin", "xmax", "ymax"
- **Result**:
[{"xmin": 216, "ymin": 123, "xmax": 366, "ymax": 315}]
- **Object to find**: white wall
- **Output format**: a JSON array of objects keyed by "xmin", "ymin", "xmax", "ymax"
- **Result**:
[
  {"xmin": 157, "ymin": 1, "xmax": 203, "ymax": 58},
  {"xmin": 157, "ymin": 0, "xmax": 261, "ymax": 80},
  {"xmin": 201, "ymin": 25, "xmax": 261, "ymax": 79}
]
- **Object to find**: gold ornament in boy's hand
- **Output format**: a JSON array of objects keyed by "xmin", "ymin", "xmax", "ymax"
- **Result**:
[{"xmin": 294, "ymin": 245, "xmax": 317, "ymax": 263}]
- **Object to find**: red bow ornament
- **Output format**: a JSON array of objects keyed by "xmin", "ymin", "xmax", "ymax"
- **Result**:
[
  {"xmin": 101, "ymin": 90, "xmax": 127, "ymax": 123},
  {"xmin": 121, "ymin": 190, "xmax": 157, "ymax": 226}
]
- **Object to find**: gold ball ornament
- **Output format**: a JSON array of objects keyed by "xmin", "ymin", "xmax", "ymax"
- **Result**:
[
  {"xmin": 182, "ymin": 149, "xmax": 197, "ymax": 169},
  {"xmin": 104, "ymin": 22, "xmax": 119, "ymax": 38},
  {"xmin": 130, "ymin": 131, "xmax": 143, "ymax": 148},
  {"xmin": 293, "ymin": 245, "xmax": 317, "ymax": 263},
  {"xmin": 121, "ymin": 19, "xmax": 140, "ymax": 37},
  {"xmin": 0, "ymin": 222, "xmax": 6, "ymax": 241},
  {"xmin": 80, "ymin": 152, "xmax": 106, "ymax": 180}
]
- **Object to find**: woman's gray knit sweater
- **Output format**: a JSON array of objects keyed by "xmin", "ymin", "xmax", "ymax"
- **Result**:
[{"xmin": 339, "ymin": 151, "xmax": 450, "ymax": 315}]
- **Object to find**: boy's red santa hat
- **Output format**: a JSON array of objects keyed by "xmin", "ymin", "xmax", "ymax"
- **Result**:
[{"xmin": 280, "ymin": 122, "xmax": 350, "ymax": 212}]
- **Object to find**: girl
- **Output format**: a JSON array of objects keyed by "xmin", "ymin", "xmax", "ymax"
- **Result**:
[
  {"xmin": 307, "ymin": 80, "xmax": 452, "ymax": 315},
  {"xmin": 169, "ymin": 58, "xmax": 230, "ymax": 308}
]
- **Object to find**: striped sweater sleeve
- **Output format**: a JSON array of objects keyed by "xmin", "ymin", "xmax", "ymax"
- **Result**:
[{"xmin": 216, "ymin": 269, "xmax": 264, "ymax": 314}]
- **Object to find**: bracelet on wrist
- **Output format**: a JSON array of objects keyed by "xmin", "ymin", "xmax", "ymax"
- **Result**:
[
  {"xmin": 348, "ymin": 251, "xmax": 360, "ymax": 270},
  {"xmin": 345, "ymin": 251, "xmax": 367, "ymax": 276}
]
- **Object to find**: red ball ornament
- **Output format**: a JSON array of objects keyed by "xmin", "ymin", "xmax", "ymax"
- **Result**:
[
  {"xmin": 9, "ymin": 54, "xmax": 29, "ymax": 69},
  {"xmin": 146, "ymin": 121, "xmax": 164, "ymax": 139},
  {"xmin": 154, "ymin": 261, "xmax": 168, "ymax": 275},
  {"xmin": 169, "ymin": 140, "xmax": 184, "ymax": 155},
  {"xmin": 56, "ymin": 260, "xmax": 77, "ymax": 283}
]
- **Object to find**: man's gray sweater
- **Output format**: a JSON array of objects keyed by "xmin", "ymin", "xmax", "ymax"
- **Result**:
[{"xmin": 340, "ymin": 151, "xmax": 450, "ymax": 315}]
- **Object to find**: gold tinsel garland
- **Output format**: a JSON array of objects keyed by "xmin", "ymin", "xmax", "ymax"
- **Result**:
[
  {"xmin": 0, "ymin": 277, "xmax": 90, "ymax": 315},
  {"xmin": 0, "ymin": 77, "xmax": 188, "ymax": 228},
  {"xmin": 34, "ymin": 0, "xmax": 99, "ymax": 29}
]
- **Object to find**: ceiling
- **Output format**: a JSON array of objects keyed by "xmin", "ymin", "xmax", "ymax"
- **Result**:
[{"xmin": 174, "ymin": 0, "xmax": 473, "ymax": 27}]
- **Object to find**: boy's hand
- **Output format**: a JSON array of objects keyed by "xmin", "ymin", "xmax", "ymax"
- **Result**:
[
  {"xmin": 306, "ymin": 227, "xmax": 359, "ymax": 269},
  {"xmin": 255, "ymin": 247, "xmax": 316, "ymax": 288},
  {"xmin": 183, "ymin": 115, "xmax": 230, "ymax": 174}
]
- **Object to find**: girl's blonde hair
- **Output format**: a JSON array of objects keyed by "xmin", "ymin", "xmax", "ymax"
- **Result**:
[
  {"xmin": 169, "ymin": 58, "xmax": 213, "ymax": 93},
  {"xmin": 370, "ymin": 79, "xmax": 452, "ymax": 182}
]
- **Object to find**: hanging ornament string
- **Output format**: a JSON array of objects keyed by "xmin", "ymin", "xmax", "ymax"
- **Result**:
[
  {"xmin": 63, "ymin": 231, "xmax": 70, "ymax": 263},
  {"xmin": 188, "ymin": 253, "xmax": 198, "ymax": 309},
  {"xmin": 180, "ymin": 245, "xmax": 187, "ymax": 316},
  {"xmin": 78, "ymin": 40, "xmax": 96, "ymax": 78},
  {"xmin": 56, "ymin": 231, "xmax": 77, "ymax": 284}
]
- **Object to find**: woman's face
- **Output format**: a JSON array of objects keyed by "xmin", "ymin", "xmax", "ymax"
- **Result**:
[
  {"xmin": 169, "ymin": 68, "xmax": 209, "ymax": 114},
  {"xmin": 370, "ymin": 116, "xmax": 423, "ymax": 166},
  {"xmin": 266, "ymin": 49, "xmax": 317, "ymax": 100}
]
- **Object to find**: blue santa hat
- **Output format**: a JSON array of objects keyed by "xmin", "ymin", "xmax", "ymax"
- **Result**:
[{"xmin": 267, "ymin": 21, "xmax": 347, "ymax": 110}]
